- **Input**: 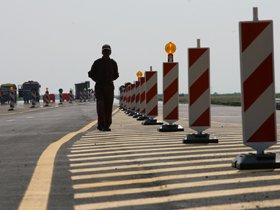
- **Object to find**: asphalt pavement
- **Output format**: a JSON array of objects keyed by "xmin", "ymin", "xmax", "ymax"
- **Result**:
[
  {"xmin": 0, "ymin": 101, "xmax": 99, "ymax": 210},
  {"xmin": 58, "ymin": 107, "xmax": 280, "ymax": 210},
  {"xmin": 1, "ymin": 103, "xmax": 280, "ymax": 210}
]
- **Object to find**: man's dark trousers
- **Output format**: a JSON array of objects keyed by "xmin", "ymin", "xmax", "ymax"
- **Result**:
[{"xmin": 95, "ymin": 83, "xmax": 114, "ymax": 130}]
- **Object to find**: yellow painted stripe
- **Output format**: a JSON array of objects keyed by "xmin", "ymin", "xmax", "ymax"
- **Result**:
[
  {"xmin": 70, "ymin": 143, "xmax": 183, "ymax": 152},
  {"xmin": 67, "ymin": 146, "xmax": 251, "ymax": 158},
  {"xmin": 72, "ymin": 138, "xmax": 185, "ymax": 146},
  {"xmin": 71, "ymin": 139, "xmax": 245, "ymax": 148},
  {"xmin": 73, "ymin": 168, "xmax": 279, "ymax": 190},
  {"xmin": 74, "ymin": 184, "xmax": 280, "ymax": 210},
  {"xmin": 73, "ymin": 170, "xmax": 237, "ymax": 189},
  {"xmin": 69, "ymin": 157, "xmax": 232, "ymax": 173},
  {"xmin": 18, "ymin": 108, "xmax": 119, "ymax": 210},
  {"xmin": 68, "ymin": 150, "xmax": 251, "ymax": 162},
  {"xmin": 68, "ymin": 151, "xmax": 245, "ymax": 168},
  {"xmin": 74, "ymin": 174, "xmax": 280, "ymax": 199},
  {"xmin": 69, "ymin": 140, "xmax": 247, "ymax": 150},
  {"xmin": 69, "ymin": 143, "xmax": 245, "ymax": 153},
  {"xmin": 71, "ymin": 163, "xmax": 229, "ymax": 180}
]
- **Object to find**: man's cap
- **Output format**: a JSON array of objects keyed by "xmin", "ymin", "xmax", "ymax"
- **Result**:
[{"xmin": 102, "ymin": 44, "xmax": 111, "ymax": 51}]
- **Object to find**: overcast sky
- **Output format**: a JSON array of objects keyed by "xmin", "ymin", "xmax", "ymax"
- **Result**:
[{"xmin": 1, "ymin": 0, "xmax": 279, "ymax": 94}]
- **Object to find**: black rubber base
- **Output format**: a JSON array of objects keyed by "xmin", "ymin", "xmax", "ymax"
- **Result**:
[
  {"xmin": 128, "ymin": 112, "xmax": 135, "ymax": 116},
  {"xmin": 158, "ymin": 124, "xmax": 184, "ymax": 132},
  {"xmin": 232, "ymin": 153, "xmax": 280, "ymax": 170},
  {"xmin": 183, "ymin": 133, "xmax": 218, "ymax": 144},
  {"xmin": 133, "ymin": 113, "xmax": 141, "ymax": 118},
  {"xmin": 142, "ymin": 118, "xmax": 163, "ymax": 125},
  {"xmin": 125, "ymin": 111, "xmax": 131, "ymax": 115},
  {"xmin": 137, "ymin": 115, "xmax": 148, "ymax": 121}
]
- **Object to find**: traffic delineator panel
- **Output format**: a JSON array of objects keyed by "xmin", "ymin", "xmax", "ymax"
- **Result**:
[
  {"xmin": 188, "ymin": 47, "xmax": 210, "ymax": 132},
  {"xmin": 143, "ymin": 70, "xmax": 163, "ymax": 125},
  {"xmin": 130, "ymin": 83, "xmax": 136, "ymax": 112},
  {"xmin": 139, "ymin": 77, "xmax": 146, "ymax": 116},
  {"xmin": 145, "ymin": 71, "xmax": 158, "ymax": 118},
  {"xmin": 44, "ymin": 90, "xmax": 50, "ymax": 107},
  {"xmin": 126, "ymin": 84, "xmax": 132, "ymax": 113},
  {"xmin": 163, "ymin": 62, "xmax": 179, "ymax": 123},
  {"xmin": 8, "ymin": 88, "xmax": 15, "ymax": 111},
  {"xmin": 31, "ymin": 90, "xmax": 37, "ymax": 108},
  {"xmin": 125, "ymin": 86, "xmax": 129, "ymax": 110},
  {"xmin": 232, "ymin": 8, "xmax": 278, "ymax": 170},
  {"xmin": 159, "ymin": 62, "xmax": 183, "ymax": 132},
  {"xmin": 183, "ymin": 40, "xmax": 217, "ymax": 143},
  {"xmin": 240, "ymin": 20, "xmax": 276, "ymax": 152},
  {"xmin": 135, "ymin": 81, "xmax": 140, "ymax": 113}
]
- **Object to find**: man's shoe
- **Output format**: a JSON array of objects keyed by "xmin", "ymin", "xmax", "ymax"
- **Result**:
[
  {"xmin": 102, "ymin": 128, "xmax": 111, "ymax": 131},
  {"xmin": 97, "ymin": 126, "xmax": 103, "ymax": 131}
]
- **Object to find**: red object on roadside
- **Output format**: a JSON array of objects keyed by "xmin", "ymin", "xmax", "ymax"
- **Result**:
[
  {"xmin": 49, "ymin": 94, "xmax": 55, "ymax": 102},
  {"xmin": 62, "ymin": 93, "xmax": 70, "ymax": 101}
]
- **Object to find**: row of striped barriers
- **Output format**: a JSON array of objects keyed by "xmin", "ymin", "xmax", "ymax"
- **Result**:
[{"xmin": 119, "ymin": 7, "xmax": 279, "ymax": 170}]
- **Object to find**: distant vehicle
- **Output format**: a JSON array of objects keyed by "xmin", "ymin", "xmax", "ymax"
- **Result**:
[
  {"xmin": 75, "ymin": 81, "xmax": 90, "ymax": 100},
  {"xmin": 18, "ymin": 81, "xmax": 41, "ymax": 104},
  {"xmin": 0, "ymin": 83, "xmax": 17, "ymax": 104}
]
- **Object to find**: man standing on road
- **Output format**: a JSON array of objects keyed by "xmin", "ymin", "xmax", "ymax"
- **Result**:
[{"xmin": 88, "ymin": 44, "xmax": 119, "ymax": 131}]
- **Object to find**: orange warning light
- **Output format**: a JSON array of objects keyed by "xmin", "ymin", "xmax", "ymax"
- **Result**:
[
  {"xmin": 165, "ymin": 42, "xmax": 176, "ymax": 55},
  {"xmin": 136, "ymin": 71, "xmax": 143, "ymax": 78}
]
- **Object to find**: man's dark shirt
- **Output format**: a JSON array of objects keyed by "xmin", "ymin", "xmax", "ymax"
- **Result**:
[{"xmin": 88, "ymin": 57, "xmax": 119, "ymax": 84}]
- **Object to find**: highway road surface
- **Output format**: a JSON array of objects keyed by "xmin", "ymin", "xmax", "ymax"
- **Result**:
[
  {"xmin": 0, "ymin": 101, "xmax": 99, "ymax": 210},
  {"xmin": 0, "ymin": 102, "xmax": 280, "ymax": 210}
]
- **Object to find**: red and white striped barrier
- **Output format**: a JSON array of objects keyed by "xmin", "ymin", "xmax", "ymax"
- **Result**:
[
  {"xmin": 163, "ymin": 63, "xmax": 178, "ymax": 123},
  {"xmin": 44, "ymin": 90, "xmax": 50, "ymax": 107},
  {"xmin": 159, "ymin": 62, "xmax": 183, "ymax": 131},
  {"xmin": 128, "ymin": 83, "xmax": 136, "ymax": 116},
  {"xmin": 135, "ymin": 81, "xmax": 140, "ymax": 114},
  {"xmin": 69, "ymin": 90, "xmax": 74, "ymax": 103},
  {"xmin": 145, "ymin": 71, "xmax": 158, "ymax": 118},
  {"xmin": 119, "ymin": 85, "xmax": 125, "ymax": 109},
  {"xmin": 59, "ymin": 89, "xmax": 63, "ymax": 105},
  {"xmin": 188, "ymin": 47, "xmax": 210, "ymax": 132},
  {"xmin": 8, "ymin": 89, "xmax": 15, "ymax": 111},
  {"xmin": 232, "ymin": 8, "xmax": 278, "ymax": 170},
  {"xmin": 123, "ymin": 87, "xmax": 128, "ymax": 110},
  {"xmin": 132, "ymin": 81, "xmax": 141, "ymax": 118},
  {"xmin": 31, "ymin": 90, "xmax": 36, "ymax": 108},
  {"xmin": 241, "ymin": 16, "xmax": 276, "ymax": 152},
  {"xmin": 137, "ymin": 77, "xmax": 148, "ymax": 120},
  {"xmin": 184, "ymin": 40, "xmax": 218, "ymax": 143},
  {"xmin": 125, "ymin": 84, "xmax": 132, "ymax": 114},
  {"xmin": 143, "ymin": 69, "xmax": 162, "ymax": 125}
]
